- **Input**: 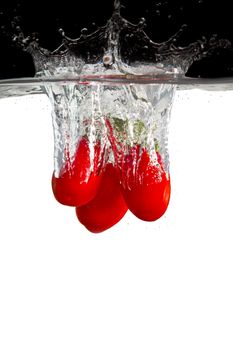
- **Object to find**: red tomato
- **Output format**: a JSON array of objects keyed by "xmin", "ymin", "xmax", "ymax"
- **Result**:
[
  {"xmin": 76, "ymin": 163, "xmax": 128, "ymax": 233},
  {"xmin": 52, "ymin": 137, "xmax": 103, "ymax": 207},
  {"xmin": 120, "ymin": 146, "xmax": 171, "ymax": 222}
]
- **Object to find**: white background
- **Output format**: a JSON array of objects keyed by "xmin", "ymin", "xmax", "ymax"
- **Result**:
[{"xmin": 0, "ymin": 89, "xmax": 233, "ymax": 350}]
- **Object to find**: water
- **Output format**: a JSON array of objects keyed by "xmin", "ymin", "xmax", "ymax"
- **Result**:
[
  {"xmin": 1, "ymin": 88, "xmax": 233, "ymax": 349},
  {"xmin": 1, "ymin": 0, "xmax": 233, "ymax": 229},
  {"xmin": 1, "ymin": 13, "xmax": 233, "ymax": 170}
]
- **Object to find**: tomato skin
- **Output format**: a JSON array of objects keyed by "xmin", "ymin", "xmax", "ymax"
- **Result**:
[
  {"xmin": 52, "ymin": 171, "xmax": 102, "ymax": 207},
  {"xmin": 76, "ymin": 164, "xmax": 128, "ymax": 233},
  {"xmin": 120, "ymin": 146, "xmax": 171, "ymax": 222},
  {"xmin": 52, "ymin": 138, "xmax": 103, "ymax": 207},
  {"xmin": 121, "ymin": 174, "xmax": 171, "ymax": 222}
]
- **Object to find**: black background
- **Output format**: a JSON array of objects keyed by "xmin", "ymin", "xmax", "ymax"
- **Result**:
[{"xmin": 1, "ymin": 0, "xmax": 233, "ymax": 79}]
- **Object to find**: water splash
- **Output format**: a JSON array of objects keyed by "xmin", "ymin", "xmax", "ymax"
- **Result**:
[
  {"xmin": 10, "ymin": 1, "xmax": 228, "ymax": 177},
  {"xmin": 11, "ymin": 0, "xmax": 231, "ymax": 80},
  {"xmin": 4, "ymin": 1, "xmax": 233, "ymax": 229}
]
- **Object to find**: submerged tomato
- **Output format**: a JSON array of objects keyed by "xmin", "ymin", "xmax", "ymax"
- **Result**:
[
  {"xmin": 52, "ymin": 137, "xmax": 103, "ymax": 207},
  {"xmin": 120, "ymin": 146, "xmax": 171, "ymax": 222},
  {"xmin": 76, "ymin": 163, "xmax": 128, "ymax": 233}
]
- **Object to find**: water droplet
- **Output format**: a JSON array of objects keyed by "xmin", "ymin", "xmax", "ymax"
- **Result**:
[
  {"xmin": 59, "ymin": 28, "xmax": 65, "ymax": 37},
  {"xmin": 139, "ymin": 17, "xmax": 146, "ymax": 25},
  {"xmin": 81, "ymin": 28, "xmax": 88, "ymax": 38},
  {"xmin": 103, "ymin": 53, "xmax": 113, "ymax": 67}
]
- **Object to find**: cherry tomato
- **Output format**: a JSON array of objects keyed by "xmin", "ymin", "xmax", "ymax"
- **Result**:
[
  {"xmin": 52, "ymin": 137, "xmax": 103, "ymax": 207},
  {"xmin": 76, "ymin": 163, "xmax": 128, "ymax": 233},
  {"xmin": 120, "ymin": 146, "xmax": 171, "ymax": 222}
]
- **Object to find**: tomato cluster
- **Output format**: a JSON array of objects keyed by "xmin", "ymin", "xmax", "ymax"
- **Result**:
[{"xmin": 52, "ymin": 124, "xmax": 171, "ymax": 233}]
